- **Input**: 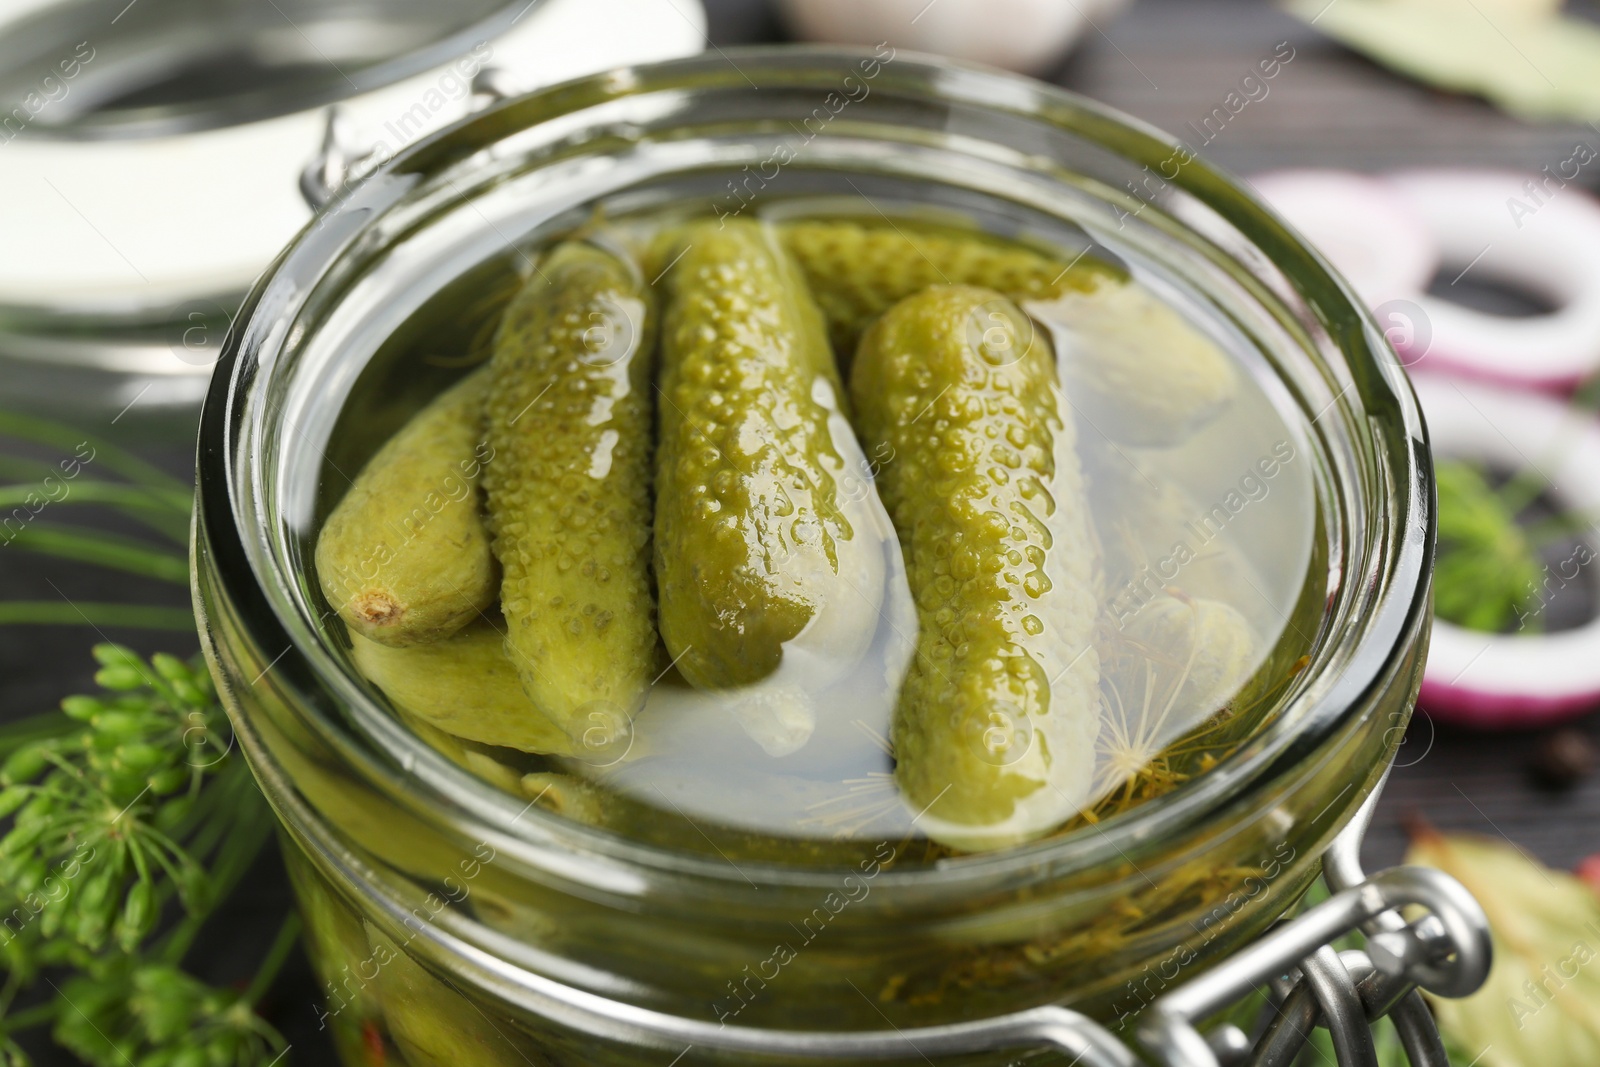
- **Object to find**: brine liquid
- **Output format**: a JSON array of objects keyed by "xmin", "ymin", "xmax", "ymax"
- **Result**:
[{"xmin": 315, "ymin": 200, "xmax": 1321, "ymax": 862}]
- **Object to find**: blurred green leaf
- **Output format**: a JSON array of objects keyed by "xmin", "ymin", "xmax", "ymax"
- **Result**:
[
  {"xmin": 1407, "ymin": 830, "xmax": 1600, "ymax": 1066},
  {"xmin": 1433, "ymin": 460, "xmax": 1544, "ymax": 633},
  {"xmin": 1286, "ymin": 0, "xmax": 1600, "ymax": 123},
  {"xmin": 3, "ymin": 524, "xmax": 187, "ymax": 583}
]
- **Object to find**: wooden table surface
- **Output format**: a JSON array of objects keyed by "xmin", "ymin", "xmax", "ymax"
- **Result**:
[{"xmin": 4, "ymin": 1, "xmax": 1598, "ymax": 1062}]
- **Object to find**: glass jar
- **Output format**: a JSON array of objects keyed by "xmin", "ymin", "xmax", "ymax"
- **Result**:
[{"xmin": 191, "ymin": 47, "xmax": 1432, "ymax": 1067}]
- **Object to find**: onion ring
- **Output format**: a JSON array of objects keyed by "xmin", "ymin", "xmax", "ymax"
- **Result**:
[
  {"xmin": 1389, "ymin": 169, "xmax": 1600, "ymax": 390},
  {"xmin": 1253, "ymin": 167, "xmax": 1600, "ymax": 390},
  {"xmin": 1414, "ymin": 372, "xmax": 1600, "ymax": 727},
  {"xmin": 1251, "ymin": 169, "xmax": 1438, "ymax": 304}
]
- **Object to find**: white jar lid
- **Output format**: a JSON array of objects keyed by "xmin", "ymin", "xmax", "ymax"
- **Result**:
[{"xmin": 0, "ymin": 0, "xmax": 706, "ymax": 324}]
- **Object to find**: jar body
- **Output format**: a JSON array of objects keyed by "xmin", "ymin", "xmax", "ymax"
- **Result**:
[
  {"xmin": 199, "ymin": 537, "xmax": 1423, "ymax": 1065},
  {"xmin": 192, "ymin": 47, "xmax": 1434, "ymax": 1067}
]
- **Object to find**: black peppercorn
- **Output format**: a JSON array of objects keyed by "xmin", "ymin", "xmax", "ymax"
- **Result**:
[{"xmin": 1530, "ymin": 728, "xmax": 1598, "ymax": 790}]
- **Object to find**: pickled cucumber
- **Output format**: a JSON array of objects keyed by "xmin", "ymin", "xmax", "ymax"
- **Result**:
[
  {"xmin": 1124, "ymin": 593, "xmax": 1258, "ymax": 721},
  {"xmin": 348, "ymin": 622, "xmax": 583, "ymax": 756},
  {"xmin": 653, "ymin": 220, "xmax": 887, "ymax": 707},
  {"xmin": 365, "ymin": 924, "xmax": 544, "ymax": 1067},
  {"xmin": 288, "ymin": 857, "xmax": 380, "ymax": 1059},
  {"xmin": 518, "ymin": 771, "xmax": 617, "ymax": 826},
  {"xmin": 482, "ymin": 242, "xmax": 659, "ymax": 740},
  {"xmin": 782, "ymin": 219, "xmax": 1236, "ymax": 446},
  {"xmin": 315, "ymin": 368, "xmax": 497, "ymax": 647},
  {"xmin": 850, "ymin": 285, "xmax": 1102, "ymax": 851},
  {"xmin": 393, "ymin": 707, "xmax": 534, "ymax": 796},
  {"xmin": 319, "ymin": 206, "xmax": 1309, "ymax": 864},
  {"xmin": 1033, "ymin": 281, "xmax": 1239, "ymax": 447},
  {"xmin": 781, "ymin": 219, "xmax": 1110, "ymax": 355}
]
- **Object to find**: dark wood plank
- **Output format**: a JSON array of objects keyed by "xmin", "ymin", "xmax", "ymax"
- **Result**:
[{"xmin": 1057, "ymin": 0, "xmax": 1600, "ymax": 177}]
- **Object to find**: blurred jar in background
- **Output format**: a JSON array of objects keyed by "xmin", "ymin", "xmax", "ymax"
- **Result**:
[
  {"xmin": 778, "ymin": 0, "xmax": 1133, "ymax": 74},
  {"xmin": 0, "ymin": 0, "xmax": 703, "ymax": 438}
]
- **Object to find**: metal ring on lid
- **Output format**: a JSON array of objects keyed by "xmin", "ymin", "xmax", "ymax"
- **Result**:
[
  {"xmin": 1300, "ymin": 947, "xmax": 1379, "ymax": 1067},
  {"xmin": 1386, "ymin": 989, "xmax": 1452, "ymax": 1067},
  {"xmin": 0, "ymin": 0, "xmax": 705, "ymax": 418}
]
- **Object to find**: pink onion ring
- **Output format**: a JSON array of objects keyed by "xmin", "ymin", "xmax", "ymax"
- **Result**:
[
  {"xmin": 1251, "ymin": 169, "xmax": 1438, "ymax": 304},
  {"xmin": 1414, "ymin": 372, "xmax": 1600, "ymax": 727},
  {"xmin": 1389, "ymin": 169, "xmax": 1600, "ymax": 390},
  {"xmin": 1253, "ymin": 167, "xmax": 1600, "ymax": 390}
]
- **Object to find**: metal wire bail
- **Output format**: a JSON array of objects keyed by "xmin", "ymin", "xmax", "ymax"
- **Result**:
[{"xmin": 1137, "ymin": 780, "xmax": 1493, "ymax": 1067}]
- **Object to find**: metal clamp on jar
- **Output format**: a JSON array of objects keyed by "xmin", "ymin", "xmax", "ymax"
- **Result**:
[
  {"xmin": 0, "ymin": 0, "xmax": 704, "ymax": 429},
  {"xmin": 191, "ymin": 48, "xmax": 1489, "ymax": 1067}
]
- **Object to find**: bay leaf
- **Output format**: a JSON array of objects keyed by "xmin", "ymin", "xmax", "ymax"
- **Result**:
[
  {"xmin": 1284, "ymin": 0, "xmax": 1600, "ymax": 123},
  {"xmin": 1405, "ymin": 829, "xmax": 1600, "ymax": 1066}
]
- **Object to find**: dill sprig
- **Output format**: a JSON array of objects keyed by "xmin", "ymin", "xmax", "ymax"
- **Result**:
[
  {"xmin": 0, "ymin": 411, "xmax": 294, "ymax": 1067},
  {"xmin": 0, "ymin": 647, "xmax": 292, "ymax": 1067},
  {"xmin": 1433, "ymin": 460, "xmax": 1600, "ymax": 633},
  {"xmin": 0, "ymin": 412, "xmax": 191, "ymax": 627},
  {"xmin": 1433, "ymin": 459, "xmax": 1549, "ymax": 633}
]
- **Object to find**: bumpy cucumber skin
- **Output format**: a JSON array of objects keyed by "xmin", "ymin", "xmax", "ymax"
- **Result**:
[
  {"xmin": 653, "ymin": 220, "xmax": 857, "ymax": 689},
  {"xmin": 783, "ymin": 219, "xmax": 1235, "ymax": 446},
  {"xmin": 315, "ymin": 368, "xmax": 497, "ymax": 648},
  {"xmin": 349, "ymin": 622, "xmax": 583, "ymax": 756},
  {"xmin": 782, "ymin": 220, "xmax": 1109, "ymax": 356},
  {"xmin": 483, "ymin": 242, "xmax": 659, "ymax": 737},
  {"xmin": 851, "ymin": 285, "xmax": 1100, "ymax": 849}
]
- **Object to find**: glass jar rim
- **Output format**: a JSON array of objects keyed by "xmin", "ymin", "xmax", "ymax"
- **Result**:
[{"xmin": 195, "ymin": 44, "xmax": 1432, "ymax": 895}]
